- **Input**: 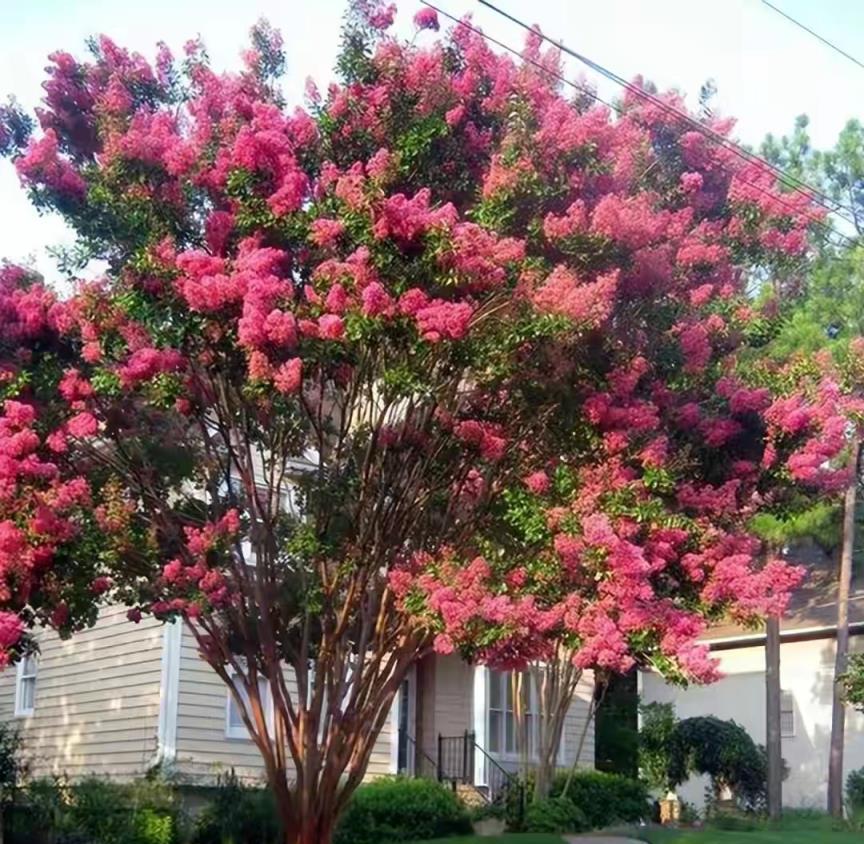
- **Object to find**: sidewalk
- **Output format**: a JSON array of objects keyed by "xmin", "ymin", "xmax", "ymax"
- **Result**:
[{"xmin": 564, "ymin": 837, "xmax": 644, "ymax": 844}]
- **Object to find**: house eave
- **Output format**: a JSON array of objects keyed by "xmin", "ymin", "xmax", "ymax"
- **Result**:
[{"xmin": 706, "ymin": 620, "xmax": 864, "ymax": 651}]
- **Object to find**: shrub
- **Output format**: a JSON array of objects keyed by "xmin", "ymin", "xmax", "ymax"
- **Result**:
[
  {"xmin": 523, "ymin": 796, "xmax": 588, "ymax": 834},
  {"xmin": 709, "ymin": 811, "xmax": 760, "ymax": 831},
  {"xmin": 550, "ymin": 770, "xmax": 650, "ymax": 829},
  {"xmin": 848, "ymin": 767, "xmax": 864, "ymax": 816},
  {"xmin": 639, "ymin": 702, "xmax": 677, "ymax": 791},
  {"xmin": 334, "ymin": 777, "xmax": 471, "ymax": 844},
  {"xmin": 192, "ymin": 772, "xmax": 280, "ymax": 844},
  {"xmin": 667, "ymin": 716, "xmax": 775, "ymax": 811},
  {"xmin": 7, "ymin": 775, "xmax": 180, "ymax": 844},
  {"xmin": 679, "ymin": 800, "xmax": 700, "ymax": 825}
]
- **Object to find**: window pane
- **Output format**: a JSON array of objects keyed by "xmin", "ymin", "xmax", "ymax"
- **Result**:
[
  {"xmin": 228, "ymin": 677, "xmax": 267, "ymax": 734},
  {"xmin": 505, "ymin": 711, "xmax": 516, "ymax": 754},
  {"xmin": 780, "ymin": 691, "xmax": 794, "ymax": 736},
  {"xmin": 488, "ymin": 711, "xmax": 501, "ymax": 753},
  {"xmin": 524, "ymin": 713, "xmax": 535, "ymax": 755},
  {"xmin": 22, "ymin": 655, "xmax": 37, "ymax": 677},
  {"xmin": 20, "ymin": 678, "xmax": 35, "ymax": 711},
  {"xmin": 489, "ymin": 671, "xmax": 502, "ymax": 710},
  {"xmin": 505, "ymin": 674, "xmax": 514, "ymax": 711}
]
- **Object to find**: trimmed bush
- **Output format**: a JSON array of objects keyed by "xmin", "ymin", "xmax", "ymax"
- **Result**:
[
  {"xmin": 550, "ymin": 770, "xmax": 650, "ymax": 829},
  {"xmin": 524, "ymin": 796, "xmax": 588, "ymax": 834},
  {"xmin": 334, "ymin": 777, "xmax": 471, "ymax": 844}
]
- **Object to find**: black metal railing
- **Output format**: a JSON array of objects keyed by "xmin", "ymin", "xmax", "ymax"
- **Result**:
[
  {"xmin": 471, "ymin": 739, "xmax": 526, "ymax": 825},
  {"xmin": 433, "ymin": 731, "xmax": 525, "ymax": 824},
  {"xmin": 405, "ymin": 733, "xmax": 439, "ymax": 779},
  {"xmin": 437, "ymin": 730, "xmax": 475, "ymax": 787}
]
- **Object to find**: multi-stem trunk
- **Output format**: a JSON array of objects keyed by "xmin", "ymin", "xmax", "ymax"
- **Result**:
[
  {"xmin": 828, "ymin": 437, "xmax": 860, "ymax": 817},
  {"xmin": 518, "ymin": 651, "xmax": 584, "ymax": 800}
]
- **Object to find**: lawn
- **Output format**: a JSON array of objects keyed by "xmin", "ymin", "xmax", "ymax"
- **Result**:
[
  {"xmin": 407, "ymin": 836, "xmax": 565, "ymax": 844},
  {"xmin": 629, "ymin": 816, "xmax": 863, "ymax": 844},
  {"xmin": 409, "ymin": 818, "xmax": 864, "ymax": 844}
]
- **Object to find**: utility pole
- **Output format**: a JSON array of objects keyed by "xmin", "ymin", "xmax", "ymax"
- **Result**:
[
  {"xmin": 828, "ymin": 439, "xmax": 860, "ymax": 817},
  {"xmin": 765, "ymin": 614, "xmax": 782, "ymax": 820}
]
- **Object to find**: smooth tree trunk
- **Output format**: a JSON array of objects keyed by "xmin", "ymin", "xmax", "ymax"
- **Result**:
[
  {"xmin": 559, "ymin": 675, "xmax": 607, "ymax": 799},
  {"xmin": 519, "ymin": 652, "xmax": 584, "ymax": 800},
  {"xmin": 765, "ymin": 614, "xmax": 782, "ymax": 820},
  {"xmin": 828, "ymin": 438, "xmax": 860, "ymax": 818}
]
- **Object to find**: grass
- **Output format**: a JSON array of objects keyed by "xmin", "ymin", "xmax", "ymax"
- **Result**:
[
  {"xmin": 410, "ymin": 816, "xmax": 864, "ymax": 844},
  {"xmin": 628, "ymin": 814, "xmax": 863, "ymax": 844},
  {"xmin": 407, "ymin": 836, "xmax": 565, "ymax": 844}
]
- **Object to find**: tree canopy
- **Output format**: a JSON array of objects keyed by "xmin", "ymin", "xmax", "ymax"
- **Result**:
[{"xmin": 0, "ymin": 3, "xmax": 858, "ymax": 841}]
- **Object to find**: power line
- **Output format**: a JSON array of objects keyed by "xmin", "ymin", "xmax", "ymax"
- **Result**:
[
  {"xmin": 474, "ymin": 0, "xmax": 861, "ymax": 239},
  {"xmin": 760, "ymin": 0, "xmax": 864, "ymax": 72},
  {"xmin": 420, "ymin": 1, "xmax": 857, "ymax": 252}
]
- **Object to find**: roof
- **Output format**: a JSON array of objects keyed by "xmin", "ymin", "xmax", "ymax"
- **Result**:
[{"xmin": 701, "ymin": 542, "xmax": 864, "ymax": 645}]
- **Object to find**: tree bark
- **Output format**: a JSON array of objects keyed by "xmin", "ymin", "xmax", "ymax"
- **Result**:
[
  {"xmin": 765, "ymin": 614, "xmax": 782, "ymax": 820},
  {"xmin": 828, "ymin": 437, "xmax": 860, "ymax": 818}
]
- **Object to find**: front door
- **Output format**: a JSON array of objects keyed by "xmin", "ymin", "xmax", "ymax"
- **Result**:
[{"xmin": 396, "ymin": 667, "xmax": 416, "ymax": 774}]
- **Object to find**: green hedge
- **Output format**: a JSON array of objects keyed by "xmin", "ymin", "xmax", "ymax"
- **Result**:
[
  {"xmin": 191, "ymin": 773, "xmax": 280, "ymax": 844},
  {"xmin": 334, "ymin": 777, "xmax": 472, "ymax": 844},
  {"xmin": 524, "ymin": 796, "xmax": 588, "ymax": 833},
  {"xmin": 550, "ymin": 770, "xmax": 650, "ymax": 829},
  {"xmin": 8, "ymin": 776, "xmax": 180, "ymax": 844}
]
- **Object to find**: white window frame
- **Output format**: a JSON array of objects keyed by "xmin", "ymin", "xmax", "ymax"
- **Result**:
[
  {"xmin": 780, "ymin": 690, "xmax": 795, "ymax": 738},
  {"xmin": 487, "ymin": 669, "xmax": 538, "ymax": 761},
  {"xmin": 14, "ymin": 654, "xmax": 37, "ymax": 718},
  {"xmin": 225, "ymin": 666, "xmax": 274, "ymax": 740}
]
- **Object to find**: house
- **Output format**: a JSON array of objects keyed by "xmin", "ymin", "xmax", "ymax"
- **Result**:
[
  {"xmin": 0, "ymin": 605, "xmax": 595, "ymax": 795},
  {"xmin": 640, "ymin": 546, "xmax": 864, "ymax": 809}
]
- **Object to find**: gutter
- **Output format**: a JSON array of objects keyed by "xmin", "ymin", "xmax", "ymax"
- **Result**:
[{"xmin": 707, "ymin": 620, "xmax": 864, "ymax": 651}]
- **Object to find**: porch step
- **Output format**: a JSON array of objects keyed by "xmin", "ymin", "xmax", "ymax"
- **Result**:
[{"xmin": 455, "ymin": 782, "xmax": 488, "ymax": 808}]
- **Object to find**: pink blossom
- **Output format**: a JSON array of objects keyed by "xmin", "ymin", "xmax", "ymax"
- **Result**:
[
  {"xmin": 361, "ymin": 282, "xmax": 395, "ymax": 317},
  {"xmin": 413, "ymin": 8, "xmax": 440, "ymax": 30},
  {"xmin": 66, "ymin": 412, "xmax": 98, "ymax": 438},
  {"xmin": 310, "ymin": 218, "xmax": 345, "ymax": 248},
  {"xmin": 319, "ymin": 314, "xmax": 345, "ymax": 340},
  {"xmin": 415, "ymin": 300, "xmax": 473, "ymax": 342},
  {"xmin": 274, "ymin": 358, "xmax": 303, "ymax": 394},
  {"xmin": 524, "ymin": 471, "xmax": 550, "ymax": 494}
]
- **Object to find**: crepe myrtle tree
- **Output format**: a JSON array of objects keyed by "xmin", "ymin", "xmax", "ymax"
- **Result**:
[{"xmin": 0, "ymin": 2, "xmax": 857, "ymax": 840}]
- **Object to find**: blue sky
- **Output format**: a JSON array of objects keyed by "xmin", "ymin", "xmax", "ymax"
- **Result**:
[{"xmin": 2, "ymin": 0, "xmax": 863, "ymax": 283}]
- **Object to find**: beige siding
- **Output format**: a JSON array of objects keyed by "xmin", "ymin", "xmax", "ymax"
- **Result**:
[
  {"xmin": 561, "ymin": 669, "xmax": 595, "ymax": 768},
  {"xmin": 0, "ymin": 606, "xmax": 163, "ymax": 779},
  {"xmin": 173, "ymin": 628, "xmax": 271, "ymax": 783},
  {"xmin": 173, "ymin": 635, "xmax": 396, "ymax": 784},
  {"xmin": 425, "ymin": 656, "xmax": 594, "ymax": 771}
]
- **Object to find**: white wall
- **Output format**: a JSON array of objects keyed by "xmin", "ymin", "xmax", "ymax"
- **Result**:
[{"xmin": 641, "ymin": 635, "xmax": 864, "ymax": 809}]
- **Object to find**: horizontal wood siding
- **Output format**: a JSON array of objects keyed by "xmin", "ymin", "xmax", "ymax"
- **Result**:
[
  {"xmin": 173, "ymin": 629, "xmax": 271, "ymax": 784},
  {"xmin": 173, "ymin": 638, "xmax": 395, "ymax": 784},
  {"xmin": 0, "ymin": 606, "xmax": 163, "ymax": 779},
  {"xmin": 432, "ymin": 655, "xmax": 473, "ymax": 739},
  {"xmin": 561, "ymin": 669, "xmax": 595, "ymax": 768},
  {"xmin": 428, "ymin": 658, "xmax": 594, "ymax": 771}
]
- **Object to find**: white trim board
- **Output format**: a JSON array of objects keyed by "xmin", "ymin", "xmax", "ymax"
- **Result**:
[{"xmin": 156, "ymin": 620, "xmax": 182, "ymax": 764}]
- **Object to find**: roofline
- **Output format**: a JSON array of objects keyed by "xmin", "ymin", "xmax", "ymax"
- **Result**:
[{"xmin": 707, "ymin": 621, "xmax": 864, "ymax": 651}]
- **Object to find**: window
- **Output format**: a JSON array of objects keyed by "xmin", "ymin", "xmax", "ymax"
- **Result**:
[
  {"xmin": 487, "ymin": 670, "xmax": 535, "ymax": 757},
  {"xmin": 14, "ymin": 655, "xmax": 37, "ymax": 717},
  {"xmin": 225, "ymin": 669, "xmax": 272, "ymax": 740},
  {"xmin": 780, "ymin": 690, "xmax": 795, "ymax": 738},
  {"xmin": 219, "ymin": 475, "xmax": 299, "ymax": 568}
]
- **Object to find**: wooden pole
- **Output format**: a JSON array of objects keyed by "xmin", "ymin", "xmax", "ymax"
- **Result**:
[
  {"xmin": 828, "ymin": 438, "xmax": 860, "ymax": 817},
  {"xmin": 765, "ymin": 614, "xmax": 782, "ymax": 820}
]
